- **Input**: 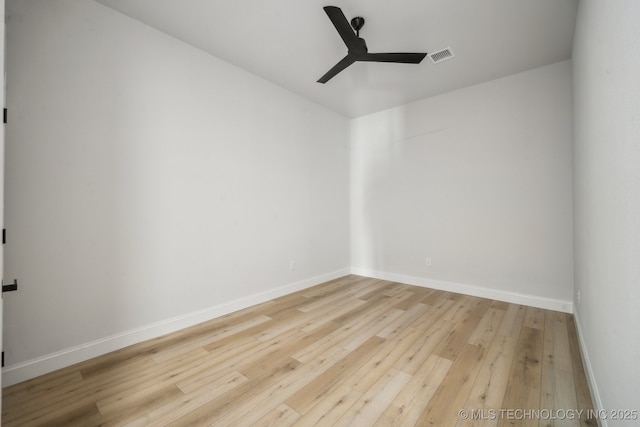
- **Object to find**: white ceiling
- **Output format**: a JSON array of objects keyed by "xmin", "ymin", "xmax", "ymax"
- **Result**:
[{"xmin": 95, "ymin": 0, "xmax": 578, "ymax": 118}]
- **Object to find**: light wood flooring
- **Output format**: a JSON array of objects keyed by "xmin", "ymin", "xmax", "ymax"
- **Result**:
[{"xmin": 2, "ymin": 275, "xmax": 596, "ymax": 426}]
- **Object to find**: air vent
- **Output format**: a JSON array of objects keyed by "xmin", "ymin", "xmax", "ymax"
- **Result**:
[{"xmin": 429, "ymin": 47, "xmax": 454, "ymax": 64}]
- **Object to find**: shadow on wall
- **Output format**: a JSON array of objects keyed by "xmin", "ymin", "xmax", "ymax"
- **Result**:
[{"xmin": 351, "ymin": 106, "xmax": 408, "ymax": 272}]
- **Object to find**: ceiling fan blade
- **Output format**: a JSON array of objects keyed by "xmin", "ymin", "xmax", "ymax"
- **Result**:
[
  {"xmin": 323, "ymin": 6, "xmax": 361, "ymax": 51},
  {"xmin": 317, "ymin": 54, "xmax": 357, "ymax": 84},
  {"xmin": 358, "ymin": 52, "xmax": 428, "ymax": 64}
]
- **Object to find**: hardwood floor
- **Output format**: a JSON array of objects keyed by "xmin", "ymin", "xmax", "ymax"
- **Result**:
[{"xmin": 2, "ymin": 275, "xmax": 596, "ymax": 426}]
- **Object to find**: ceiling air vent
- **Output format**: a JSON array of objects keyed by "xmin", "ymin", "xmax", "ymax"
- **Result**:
[{"xmin": 429, "ymin": 47, "xmax": 454, "ymax": 64}]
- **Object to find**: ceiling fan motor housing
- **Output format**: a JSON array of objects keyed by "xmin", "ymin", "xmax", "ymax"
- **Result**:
[{"xmin": 350, "ymin": 16, "xmax": 365, "ymax": 33}]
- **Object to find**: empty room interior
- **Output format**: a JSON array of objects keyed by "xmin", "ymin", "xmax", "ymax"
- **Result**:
[{"xmin": 1, "ymin": 0, "xmax": 639, "ymax": 426}]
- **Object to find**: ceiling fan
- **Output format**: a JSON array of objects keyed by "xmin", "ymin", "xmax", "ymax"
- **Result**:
[{"xmin": 317, "ymin": 6, "xmax": 428, "ymax": 84}]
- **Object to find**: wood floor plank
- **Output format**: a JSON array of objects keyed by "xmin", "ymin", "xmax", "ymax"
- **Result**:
[
  {"xmin": 439, "ymin": 294, "xmax": 476, "ymax": 324},
  {"xmin": 566, "ymin": 316, "xmax": 598, "ymax": 427},
  {"xmin": 250, "ymin": 310, "xmax": 307, "ymax": 342},
  {"xmin": 291, "ymin": 385, "xmax": 362, "ymax": 426},
  {"xmin": 394, "ymin": 288, "xmax": 434, "ymax": 310},
  {"xmin": 99, "ymin": 385, "xmax": 183, "ymax": 426},
  {"xmin": 3, "ymin": 370, "xmax": 83, "ymax": 400},
  {"xmin": 497, "ymin": 303, "xmax": 527, "ymax": 338},
  {"xmin": 353, "ymin": 280, "xmax": 397, "ymax": 301},
  {"xmin": 125, "ymin": 371, "xmax": 249, "ymax": 427},
  {"xmin": 192, "ymin": 321, "xmax": 340, "ymax": 392},
  {"xmin": 524, "ymin": 306, "xmax": 546, "ymax": 330},
  {"xmin": 291, "ymin": 294, "xmax": 410, "ymax": 363},
  {"xmin": 3, "ymin": 348, "xmax": 208, "ymax": 425},
  {"xmin": 498, "ymin": 326, "xmax": 544, "ymax": 427},
  {"xmin": 402, "ymin": 296, "xmax": 456, "ymax": 333},
  {"xmin": 376, "ymin": 302, "xmax": 429, "ymax": 339},
  {"xmin": 2, "ymin": 370, "xmax": 85, "ymax": 414},
  {"xmin": 374, "ymin": 354, "xmax": 452, "ymax": 427},
  {"xmin": 468, "ymin": 334, "xmax": 518, "ymax": 409},
  {"xmin": 468, "ymin": 307, "xmax": 507, "ymax": 348},
  {"xmin": 297, "ymin": 275, "xmax": 368, "ymax": 299},
  {"xmin": 151, "ymin": 314, "xmax": 272, "ymax": 363},
  {"xmin": 339, "ymin": 307, "xmax": 405, "ymax": 351},
  {"xmin": 165, "ymin": 358, "xmax": 302, "ymax": 427},
  {"xmin": 435, "ymin": 298, "xmax": 493, "ymax": 360},
  {"xmin": 29, "ymin": 403, "xmax": 104, "ymax": 427},
  {"xmin": 254, "ymin": 404, "xmax": 301, "ymax": 427},
  {"xmin": 212, "ymin": 346, "xmax": 349, "ymax": 427},
  {"xmin": 238, "ymin": 321, "xmax": 343, "ymax": 380},
  {"xmin": 297, "ymin": 279, "xmax": 368, "ymax": 313},
  {"xmin": 285, "ymin": 336, "xmax": 386, "ymax": 414},
  {"xmin": 298, "ymin": 297, "xmax": 367, "ymax": 333},
  {"xmin": 540, "ymin": 311, "xmax": 579, "ymax": 427},
  {"xmin": 332, "ymin": 368, "xmax": 411, "ymax": 427},
  {"xmin": 345, "ymin": 324, "xmax": 429, "ymax": 394},
  {"xmin": 200, "ymin": 324, "xmax": 267, "ymax": 354},
  {"xmin": 94, "ymin": 348, "xmax": 217, "ymax": 414},
  {"xmin": 416, "ymin": 343, "xmax": 486, "ymax": 426},
  {"xmin": 491, "ymin": 300, "xmax": 511, "ymax": 311},
  {"xmin": 1, "ymin": 275, "xmax": 595, "ymax": 427},
  {"xmin": 393, "ymin": 298, "xmax": 465, "ymax": 374},
  {"xmin": 419, "ymin": 289, "xmax": 451, "ymax": 305}
]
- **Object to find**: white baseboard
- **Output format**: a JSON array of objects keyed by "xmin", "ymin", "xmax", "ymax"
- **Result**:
[
  {"xmin": 573, "ymin": 310, "xmax": 606, "ymax": 427},
  {"xmin": 1, "ymin": 268, "xmax": 350, "ymax": 387},
  {"xmin": 350, "ymin": 268, "xmax": 574, "ymax": 313},
  {"xmin": 2, "ymin": 267, "xmax": 574, "ymax": 387}
]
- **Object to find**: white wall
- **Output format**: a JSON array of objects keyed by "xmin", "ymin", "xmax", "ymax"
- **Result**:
[
  {"xmin": 0, "ymin": 0, "xmax": 5, "ymax": 401},
  {"xmin": 3, "ymin": 0, "xmax": 349, "ymax": 383},
  {"xmin": 351, "ymin": 61, "xmax": 574, "ymax": 308},
  {"xmin": 572, "ymin": 0, "xmax": 640, "ymax": 421}
]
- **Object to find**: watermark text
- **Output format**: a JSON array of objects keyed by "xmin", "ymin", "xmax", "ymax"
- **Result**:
[{"xmin": 457, "ymin": 408, "xmax": 638, "ymax": 421}]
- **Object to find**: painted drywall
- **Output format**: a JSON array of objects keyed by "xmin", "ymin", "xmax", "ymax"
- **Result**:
[
  {"xmin": 3, "ymin": 0, "xmax": 349, "ymax": 381},
  {"xmin": 0, "ymin": 0, "xmax": 5, "ymax": 399},
  {"xmin": 572, "ymin": 0, "xmax": 640, "ymax": 421},
  {"xmin": 351, "ymin": 61, "xmax": 574, "ymax": 304}
]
